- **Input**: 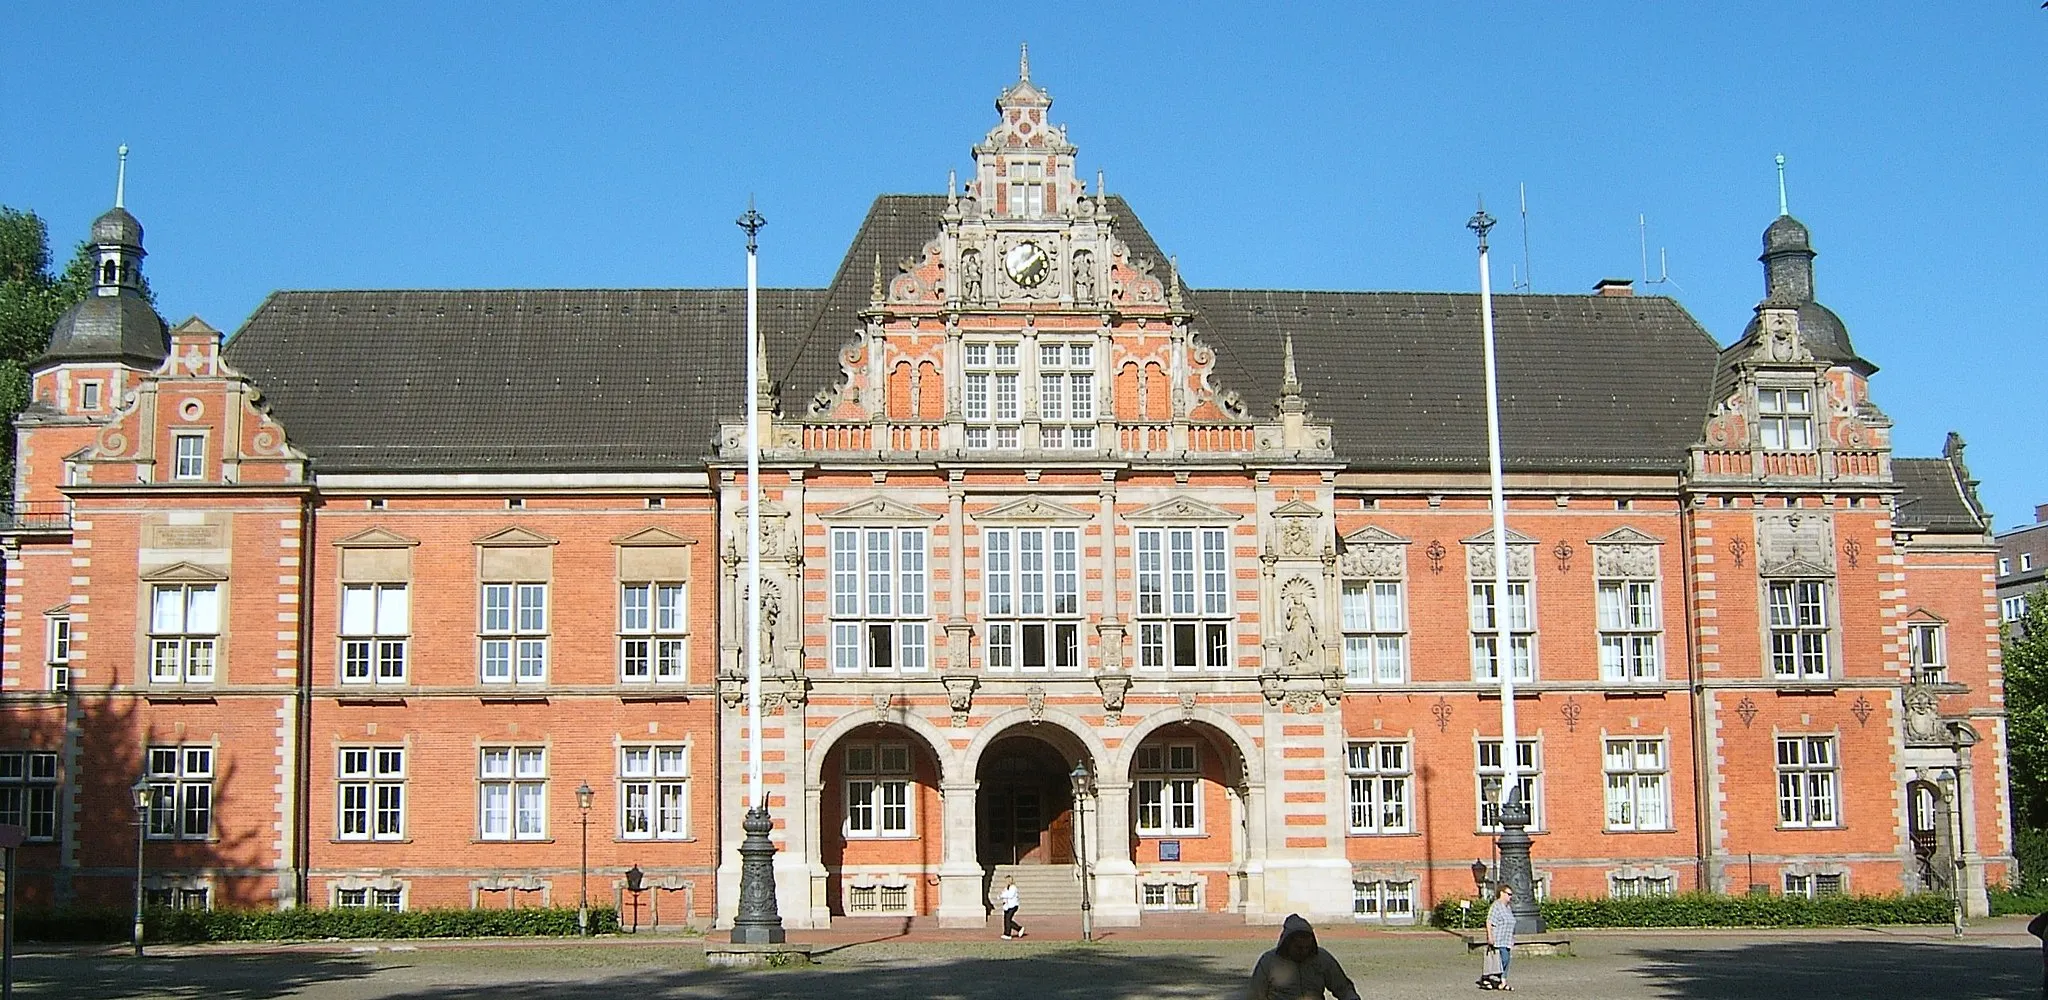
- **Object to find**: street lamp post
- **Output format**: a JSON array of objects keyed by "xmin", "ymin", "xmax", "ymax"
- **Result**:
[
  {"xmin": 130, "ymin": 778, "xmax": 149, "ymax": 958},
  {"xmin": 623, "ymin": 865, "xmax": 645, "ymax": 934},
  {"xmin": 576, "ymin": 782, "xmax": 594, "ymax": 936},
  {"xmin": 1068, "ymin": 761, "xmax": 1094, "ymax": 943}
]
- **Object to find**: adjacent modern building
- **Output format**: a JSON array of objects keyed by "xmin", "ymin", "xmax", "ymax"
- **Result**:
[
  {"xmin": 0, "ymin": 61, "xmax": 2011, "ymax": 928},
  {"xmin": 1997, "ymin": 503, "xmax": 2048, "ymax": 633}
]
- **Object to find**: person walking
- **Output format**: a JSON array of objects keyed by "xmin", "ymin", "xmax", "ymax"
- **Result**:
[
  {"xmin": 999, "ymin": 877, "xmax": 1025, "ymax": 939},
  {"xmin": 1246, "ymin": 914, "xmax": 1361, "ymax": 1000},
  {"xmin": 2028, "ymin": 910, "xmax": 2047, "ymax": 1000},
  {"xmin": 1480, "ymin": 885, "xmax": 1517, "ymax": 991}
]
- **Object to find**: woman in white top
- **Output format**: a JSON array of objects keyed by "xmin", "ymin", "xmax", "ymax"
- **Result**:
[{"xmin": 999, "ymin": 878, "xmax": 1025, "ymax": 939}]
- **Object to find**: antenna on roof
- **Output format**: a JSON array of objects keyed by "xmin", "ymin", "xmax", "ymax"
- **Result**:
[
  {"xmin": 1513, "ymin": 182, "xmax": 1532, "ymax": 293},
  {"xmin": 115, "ymin": 144, "xmax": 129, "ymax": 208},
  {"xmin": 1636, "ymin": 213, "xmax": 1682, "ymax": 293}
]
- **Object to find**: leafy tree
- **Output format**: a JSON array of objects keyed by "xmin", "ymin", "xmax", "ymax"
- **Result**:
[
  {"xmin": 0, "ymin": 206, "xmax": 153, "ymax": 490},
  {"xmin": 2006, "ymin": 590, "xmax": 2048, "ymax": 842}
]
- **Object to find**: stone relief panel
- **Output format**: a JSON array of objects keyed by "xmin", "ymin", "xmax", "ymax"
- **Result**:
[
  {"xmin": 1339, "ymin": 526, "xmax": 1410, "ymax": 578},
  {"xmin": 1588, "ymin": 526, "xmax": 1664, "ymax": 578},
  {"xmin": 1755, "ymin": 511, "xmax": 1835, "ymax": 577},
  {"xmin": 1463, "ymin": 529, "xmax": 1536, "ymax": 579}
]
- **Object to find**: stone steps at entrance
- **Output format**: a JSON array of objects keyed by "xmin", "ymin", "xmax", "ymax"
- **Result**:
[{"xmin": 989, "ymin": 864, "xmax": 1084, "ymax": 918}]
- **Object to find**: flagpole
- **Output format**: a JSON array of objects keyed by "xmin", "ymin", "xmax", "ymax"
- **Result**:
[{"xmin": 731, "ymin": 199, "xmax": 785, "ymax": 945}]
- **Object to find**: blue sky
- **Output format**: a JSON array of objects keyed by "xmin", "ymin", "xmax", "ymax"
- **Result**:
[{"xmin": 6, "ymin": 4, "xmax": 2044, "ymax": 526}]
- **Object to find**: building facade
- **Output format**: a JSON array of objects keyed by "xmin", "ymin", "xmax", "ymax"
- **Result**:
[
  {"xmin": 1, "ymin": 63, "xmax": 2011, "ymax": 927},
  {"xmin": 1996, "ymin": 503, "xmax": 2048, "ymax": 634}
]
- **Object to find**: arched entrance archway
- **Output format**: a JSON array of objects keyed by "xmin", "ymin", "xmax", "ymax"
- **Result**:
[
  {"xmin": 815, "ymin": 722, "xmax": 946, "ymax": 917},
  {"xmin": 1120, "ymin": 719, "xmax": 1254, "ymax": 915},
  {"xmin": 977, "ymin": 734, "xmax": 1076, "ymax": 866}
]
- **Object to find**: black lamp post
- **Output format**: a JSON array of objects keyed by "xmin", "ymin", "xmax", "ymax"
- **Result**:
[
  {"xmin": 575, "ymin": 782, "xmax": 594, "ymax": 935},
  {"xmin": 623, "ymin": 864, "xmax": 645, "ymax": 934},
  {"xmin": 1471, "ymin": 858, "xmax": 1490, "ymax": 896},
  {"xmin": 1068, "ymin": 761, "xmax": 1094, "ymax": 943},
  {"xmin": 1495, "ymin": 785, "xmax": 1544, "ymax": 934},
  {"xmin": 130, "ymin": 777, "xmax": 149, "ymax": 958}
]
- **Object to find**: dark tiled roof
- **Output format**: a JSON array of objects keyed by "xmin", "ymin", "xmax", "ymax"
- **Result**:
[
  {"xmin": 224, "ymin": 196, "xmax": 1719, "ymax": 474},
  {"xmin": 1190, "ymin": 291, "xmax": 1720, "ymax": 471},
  {"xmin": 39, "ymin": 292, "xmax": 168, "ymax": 369},
  {"xmin": 224, "ymin": 288, "xmax": 821, "ymax": 472},
  {"xmin": 1893, "ymin": 457, "xmax": 1990, "ymax": 534}
]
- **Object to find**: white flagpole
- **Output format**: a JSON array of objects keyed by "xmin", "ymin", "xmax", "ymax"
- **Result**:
[
  {"xmin": 740, "ymin": 200, "xmax": 766, "ymax": 812},
  {"xmin": 1472, "ymin": 203, "xmax": 1519, "ymax": 807}
]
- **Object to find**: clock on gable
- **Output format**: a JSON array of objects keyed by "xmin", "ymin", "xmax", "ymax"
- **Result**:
[{"xmin": 1004, "ymin": 241, "xmax": 1050, "ymax": 287}]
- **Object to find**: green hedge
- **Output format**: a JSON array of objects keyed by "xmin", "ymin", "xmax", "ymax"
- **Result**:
[
  {"xmin": 16, "ymin": 905, "xmax": 621, "ymax": 943},
  {"xmin": 2015, "ymin": 827, "xmax": 2048, "ymax": 896},
  {"xmin": 1430, "ymin": 892, "xmax": 1953, "ymax": 930},
  {"xmin": 1991, "ymin": 888, "xmax": 2048, "ymax": 916}
]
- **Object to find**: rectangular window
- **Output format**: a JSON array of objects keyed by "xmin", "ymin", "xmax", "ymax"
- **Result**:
[
  {"xmin": 47, "ymin": 616, "xmax": 70, "ymax": 665},
  {"xmin": 1767, "ymin": 580, "xmax": 1831, "ymax": 680},
  {"xmin": 1908, "ymin": 622, "xmax": 1946, "ymax": 684},
  {"xmin": 79, "ymin": 380, "xmax": 102, "ymax": 411},
  {"xmin": 479, "ymin": 582, "xmax": 548, "ymax": 684},
  {"xmin": 1352, "ymin": 880, "xmax": 1416, "ymax": 922},
  {"xmin": 172, "ymin": 434, "xmax": 205, "ymax": 480},
  {"xmin": 1345, "ymin": 741, "xmax": 1412, "ymax": 834},
  {"xmin": 1135, "ymin": 528, "xmax": 1232, "ymax": 672},
  {"xmin": 2025, "ymin": 553, "xmax": 2036, "ymax": 572},
  {"xmin": 1602, "ymin": 739, "xmax": 1670, "ymax": 832},
  {"xmin": 1610, "ymin": 876, "xmax": 1675, "ymax": 898},
  {"xmin": 619, "ymin": 745, "xmax": 689, "ymax": 840},
  {"xmin": 983, "ymin": 527, "xmax": 1082, "ymax": 672},
  {"xmin": 340, "ymin": 584, "xmax": 409, "ymax": 684},
  {"xmin": 1134, "ymin": 743, "xmax": 1201, "ymax": 835},
  {"xmin": 1476, "ymin": 739, "xmax": 1541, "ymax": 832},
  {"xmin": 1775, "ymin": 736, "xmax": 1839, "ymax": 828},
  {"xmin": 827, "ymin": 527, "xmax": 930, "ymax": 674},
  {"xmin": 1033, "ymin": 341, "xmax": 1096, "ymax": 450},
  {"xmin": 338, "ymin": 746, "xmax": 406, "ymax": 841},
  {"xmin": 148, "ymin": 584, "xmax": 219, "ymax": 683},
  {"xmin": 1597, "ymin": 578, "xmax": 1661, "ymax": 682},
  {"xmin": 619, "ymin": 583, "xmax": 687, "ymax": 682},
  {"xmin": 0, "ymin": 751, "xmax": 59, "ymax": 841},
  {"xmin": 1007, "ymin": 160, "xmax": 1046, "ymax": 217},
  {"xmin": 479, "ymin": 746, "xmax": 547, "ymax": 840},
  {"xmin": 2005, "ymin": 595, "xmax": 2029, "ymax": 622},
  {"xmin": 842, "ymin": 742, "xmax": 912, "ymax": 837},
  {"xmin": 1340, "ymin": 580, "xmax": 1407, "ymax": 684},
  {"xmin": 1757, "ymin": 387, "xmax": 1814, "ymax": 451},
  {"xmin": 1469, "ymin": 582, "xmax": 1535, "ymax": 682},
  {"xmin": 145, "ymin": 745, "xmax": 213, "ymax": 840}
]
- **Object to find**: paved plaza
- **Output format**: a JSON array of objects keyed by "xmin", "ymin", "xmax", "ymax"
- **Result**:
[{"xmin": 12, "ymin": 918, "xmax": 2041, "ymax": 1000}]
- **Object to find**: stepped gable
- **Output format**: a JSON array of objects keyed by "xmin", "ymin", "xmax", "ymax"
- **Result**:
[{"xmin": 224, "ymin": 287, "xmax": 821, "ymax": 472}]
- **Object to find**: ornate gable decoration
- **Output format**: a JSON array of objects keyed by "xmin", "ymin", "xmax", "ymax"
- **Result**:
[
  {"xmin": 1588, "ymin": 526, "xmax": 1664, "ymax": 578},
  {"xmin": 1746, "ymin": 306, "xmax": 1817, "ymax": 367},
  {"xmin": 1340, "ymin": 525, "xmax": 1410, "ymax": 579},
  {"xmin": 612, "ymin": 526, "xmax": 698, "ymax": 547},
  {"xmin": 1125, "ymin": 496, "xmax": 1242, "ymax": 524},
  {"xmin": 1270, "ymin": 499, "xmax": 1326, "ymax": 560},
  {"xmin": 972, "ymin": 495, "xmax": 1092, "ymax": 525},
  {"xmin": 332, "ymin": 527, "xmax": 419, "ymax": 549},
  {"xmin": 1755, "ymin": 511, "xmax": 1835, "ymax": 577},
  {"xmin": 818, "ymin": 495, "xmax": 942, "ymax": 524},
  {"xmin": 472, "ymin": 525, "xmax": 558, "ymax": 548},
  {"xmin": 84, "ymin": 316, "xmax": 309, "ymax": 481},
  {"xmin": 1462, "ymin": 527, "xmax": 1537, "ymax": 579}
]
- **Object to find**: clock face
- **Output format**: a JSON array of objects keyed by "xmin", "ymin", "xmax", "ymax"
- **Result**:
[{"xmin": 1004, "ymin": 241, "xmax": 1050, "ymax": 287}]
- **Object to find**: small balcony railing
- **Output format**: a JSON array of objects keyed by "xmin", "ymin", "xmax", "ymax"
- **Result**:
[{"xmin": 0, "ymin": 501, "xmax": 73, "ymax": 534}]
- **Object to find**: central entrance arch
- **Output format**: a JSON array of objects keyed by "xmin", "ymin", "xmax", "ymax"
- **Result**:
[{"xmin": 977, "ymin": 735, "xmax": 1076, "ymax": 866}]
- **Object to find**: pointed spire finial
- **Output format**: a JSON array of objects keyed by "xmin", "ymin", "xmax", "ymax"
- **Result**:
[
  {"xmin": 947, "ymin": 168, "xmax": 959, "ymax": 212},
  {"xmin": 1281, "ymin": 332, "xmax": 1302, "ymax": 397},
  {"xmin": 1775, "ymin": 153, "xmax": 1788, "ymax": 217},
  {"xmin": 1167, "ymin": 255, "xmax": 1184, "ymax": 310},
  {"xmin": 115, "ymin": 144, "xmax": 129, "ymax": 208},
  {"xmin": 1019, "ymin": 42, "xmax": 1030, "ymax": 82},
  {"xmin": 871, "ymin": 254, "xmax": 884, "ymax": 304},
  {"xmin": 1096, "ymin": 169, "xmax": 1106, "ymax": 201}
]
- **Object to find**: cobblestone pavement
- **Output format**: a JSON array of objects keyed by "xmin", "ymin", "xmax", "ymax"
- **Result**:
[{"xmin": 15, "ymin": 919, "xmax": 2041, "ymax": 999}]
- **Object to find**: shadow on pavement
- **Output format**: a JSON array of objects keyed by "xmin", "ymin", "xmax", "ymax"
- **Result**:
[
  {"xmin": 1628, "ymin": 938, "xmax": 2039, "ymax": 1000},
  {"xmin": 19, "ymin": 950, "xmax": 378, "ymax": 999}
]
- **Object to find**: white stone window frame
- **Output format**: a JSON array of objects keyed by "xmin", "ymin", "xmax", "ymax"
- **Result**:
[
  {"xmin": 148, "ymin": 581, "xmax": 221, "ymax": 685},
  {"xmin": 45, "ymin": 613, "xmax": 70, "ymax": 666},
  {"xmin": 1350, "ymin": 877, "xmax": 1418, "ymax": 923},
  {"xmin": 1006, "ymin": 158, "xmax": 1048, "ymax": 218},
  {"xmin": 78, "ymin": 379, "xmax": 103, "ymax": 412},
  {"xmin": 1344, "ymin": 740, "xmax": 1412, "ymax": 835},
  {"xmin": 1607, "ymin": 864, "xmax": 1678, "ymax": 898},
  {"xmin": 618, "ymin": 743, "xmax": 690, "ymax": 841},
  {"xmin": 1781, "ymin": 863, "xmax": 1848, "ymax": 898},
  {"xmin": 1032, "ymin": 341, "xmax": 1098, "ymax": 451},
  {"xmin": 1601, "ymin": 736, "xmax": 1671, "ymax": 833},
  {"xmin": 1135, "ymin": 526, "xmax": 1233, "ymax": 673},
  {"xmin": 170, "ymin": 431, "xmax": 207, "ymax": 481},
  {"xmin": 479, "ymin": 745, "xmax": 549, "ymax": 842},
  {"xmin": 962, "ymin": 340, "xmax": 1023, "ymax": 450},
  {"xmin": 1765, "ymin": 578, "xmax": 1834, "ymax": 681},
  {"xmin": 619, "ymin": 582, "xmax": 688, "ymax": 684},
  {"xmin": 1774, "ymin": 733, "xmax": 1841, "ymax": 829},
  {"xmin": 827, "ymin": 526, "xmax": 930, "ymax": 675},
  {"xmin": 1907, "ymin": 619, "xmax": 1947, "ymax": 684},
  {"xmin": 1475, "ymin": 737, "xmax": 1542, "ymax": 833},
  {"xmin": 1756, "ymin": 383, "xmax": 1816, "ymax": 452},
  {"xmin": 982, "ymin": 526, "xmax": 1083, "ymax": 673},
  {"xmin": 337, "ymin": 745, "xmax": 407, "ymax": 842},
  {"xmin": 842, "ymin": 741, "xmax": 914, "ymax": 839},
  {"xmin": 479, "ymin": 582, "xmax": 549, "ymax": 685}
]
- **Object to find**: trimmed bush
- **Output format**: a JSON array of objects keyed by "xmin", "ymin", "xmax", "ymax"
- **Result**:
[
  {"xmin": 1991, "ymin": 888, "xmax": 2048, "ymax": 916},
  {"xmin": 2015, "ymin": 827, "xmax": 2048, "ymax": 896},
  {"xmin": 1429, "ymin": 892, "xmax": 1953, "ymax": 930},
  {"xmin": 16, "ymin": 905, "xmax": 620, "ymax": 943}
]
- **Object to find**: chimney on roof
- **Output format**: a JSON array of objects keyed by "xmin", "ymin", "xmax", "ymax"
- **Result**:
[
  {"xmin": 2036, "ymin": 502, "xmax": 2048, "ymax": 525},
  {"xmin": 1594, "ymin": 278, "xmax": 1634, "ymax": 297}
]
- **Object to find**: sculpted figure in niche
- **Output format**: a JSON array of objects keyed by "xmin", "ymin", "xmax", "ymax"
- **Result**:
[
  {"xmin": 1072, "ymin": 250, "xmax": 1095, "ymax": 302},
  {"xmin": 961, "ymin": 250, "xmax": 983, "ymax": 302},
  {"xmin": 1280, "ymin": 580, "xmax": 1320, "ymax": 671}
]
